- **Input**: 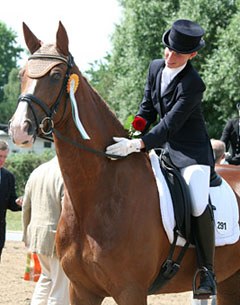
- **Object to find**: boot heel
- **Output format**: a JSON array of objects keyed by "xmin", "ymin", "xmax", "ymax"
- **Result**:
[{"xmin": 193, "ymin": 267, "xmax": 216, "ymax": 299}]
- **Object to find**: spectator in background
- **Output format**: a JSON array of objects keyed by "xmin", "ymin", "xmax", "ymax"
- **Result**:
[
  {"xmin": 22, "ymin": 156, "xmax": 70, "ymax": 305},
  {"xmin": 0, "ymin": 140, "xmax": 22, "ymax": 260},
  {"xmin": 220, "ymin": 104, "xmax": 240, "ymax": 165},
  {"xmin": 210, "ymin": 139, "xmax": 228, "ymax": 165}
]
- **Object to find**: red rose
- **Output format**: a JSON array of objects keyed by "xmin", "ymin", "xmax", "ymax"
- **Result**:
[{"xmin": 132, "ymin": 116, "xmax": 147, "ymax": 132}]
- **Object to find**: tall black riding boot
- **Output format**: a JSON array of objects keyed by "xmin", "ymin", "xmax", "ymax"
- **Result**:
[{"xmin": 192, "ymin": 204, "xmax": 216, "ymax": 299}]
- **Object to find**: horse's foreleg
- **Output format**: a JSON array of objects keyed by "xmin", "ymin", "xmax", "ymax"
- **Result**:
[
  {"xmin": 69, "ymin": 282, "xmax": 104, "ymax": 305},
  {"xmin": 217, "ymin": 270, "xmax": 240, "ymax": 305}
]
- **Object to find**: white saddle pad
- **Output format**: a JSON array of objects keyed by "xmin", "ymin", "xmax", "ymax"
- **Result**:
[{"xmin": 149, "ymin": 150, "xmax": 240, "ymax": 247}]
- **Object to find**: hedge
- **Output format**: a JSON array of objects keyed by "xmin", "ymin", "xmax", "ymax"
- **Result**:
[{"xmin": 5, "ymin": 150, "xmax": 56, "ymax": 196}]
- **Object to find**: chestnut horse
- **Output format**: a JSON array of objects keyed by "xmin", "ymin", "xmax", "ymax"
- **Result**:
[{"xmin": 9, "ymin": 22, "xmax": 240, "ymax": 305}]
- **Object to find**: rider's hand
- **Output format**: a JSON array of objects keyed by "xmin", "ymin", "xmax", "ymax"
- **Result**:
[{"xmin": 105, "ymin": 137, "xmax": 142, "ymax": 159}]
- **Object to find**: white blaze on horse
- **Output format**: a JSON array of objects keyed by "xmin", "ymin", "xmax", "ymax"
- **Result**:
[{"xmin": 9, "ymin": 22, "xmax": 240, "ymax": 305}]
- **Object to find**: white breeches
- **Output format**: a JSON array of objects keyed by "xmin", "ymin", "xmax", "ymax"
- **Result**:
[{"xmin": 180, "ymin": 164, "xmax": 210, "ymax": 217}]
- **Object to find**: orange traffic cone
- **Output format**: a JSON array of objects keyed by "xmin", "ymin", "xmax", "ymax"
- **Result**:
[
  {"xmin": 23, "ymin": 252, "xmax": 41, "ymax": 282},
  {"xmin": 32, "ymin": 252, "xmax": 41, "ymax": 282}
]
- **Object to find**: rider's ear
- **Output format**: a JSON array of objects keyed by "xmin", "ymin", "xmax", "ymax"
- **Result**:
[
  {"xmin": 22, "ymin": 22, "xmax": 42, "ymax": 54},
  {"xmin": 56, "ymin": 21, "xmax": 69, "ymax": 56}
]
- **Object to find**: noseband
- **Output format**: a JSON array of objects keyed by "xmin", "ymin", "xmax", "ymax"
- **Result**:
[{"xmin": 18, "ymin": 53, "xmax": 74, "ymax": 136}]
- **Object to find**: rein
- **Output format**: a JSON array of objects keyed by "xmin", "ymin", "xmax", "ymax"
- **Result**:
[
  {"xmin": 18, "ymin": 52, "xmax": 124, "ymax": 160},
  {"xmin": 53, "ymin": 129, "xmax": 124, "ymax": 160}
]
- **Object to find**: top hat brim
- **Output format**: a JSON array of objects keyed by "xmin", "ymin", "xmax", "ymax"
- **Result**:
[{"xmin": 162, "ymin": 29, "xmax": 205, "ymax": 54}]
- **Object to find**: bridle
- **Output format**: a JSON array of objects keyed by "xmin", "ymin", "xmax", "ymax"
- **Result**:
[
  {"xmin": 17, "ymin": 52, "xmax": 124, "ymax": 160},
  {"xmin": 18, "ymin": 53, "xmax": 74, "ymax": 137}
]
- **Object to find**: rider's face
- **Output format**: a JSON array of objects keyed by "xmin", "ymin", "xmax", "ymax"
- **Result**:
[{"xmin": 164, "ymin": 47, "xmax": 197, "ymax": 68}]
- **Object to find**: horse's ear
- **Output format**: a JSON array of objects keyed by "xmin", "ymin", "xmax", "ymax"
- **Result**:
[
  {"xmin": 56, "ymin": 21, "xmax": 69, "ymax": 56},
  {"xmin": 22, "ymin": 22, "xmax": 42, "ymax": 54}
]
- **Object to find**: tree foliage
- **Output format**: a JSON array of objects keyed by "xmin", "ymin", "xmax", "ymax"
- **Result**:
[
  {"xmin": 0, "ymin": 22, "xmax": 22, "ymax": 102},
  {"xmin": 85, "ymin": 55, "xmax": 112, "ymax": 103},
  {"xmin": 0, "ymin": 68, "xmax": 21, "ymax": 123},
  {"xmin": 5, "ymin": 150, "xmax": 55, "ymax": 195},
  {"xmin": 203, "ymin": 10, "xmax": 240, "ymax": 137}
]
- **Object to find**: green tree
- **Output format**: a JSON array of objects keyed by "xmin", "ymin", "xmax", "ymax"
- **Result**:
[
  {"xmin": 85, "ymin": 55, "xmax": 112, "ymax": 103},
  {"xmin": 5, "ymin": 150, "xmax": 55, "ymax": 195},
  {"xmin": 203, "ymin": 9, "xmax": 240, "ymax": 137},
  {"xmin": 0, "ymin": 22, "xmax": 22, "ymax": 102},
  {"xmin": 0, "ymin": 68, "xmax": 20, "ymax": 123}
]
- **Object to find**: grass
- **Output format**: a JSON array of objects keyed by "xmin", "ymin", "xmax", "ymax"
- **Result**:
[{"xmin": 6, "ymin": 210, "xmax": 22, "ymax": 231}]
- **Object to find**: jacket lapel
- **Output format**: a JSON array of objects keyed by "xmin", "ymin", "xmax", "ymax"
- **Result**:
[{"xmin": 155, "ymin": 65, "xmax": 165, "ymax": 116}]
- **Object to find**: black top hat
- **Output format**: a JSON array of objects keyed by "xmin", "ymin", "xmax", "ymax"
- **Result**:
[{"xmin": 162, "ymin": 19, "xmax": 205, "ymax": 54}]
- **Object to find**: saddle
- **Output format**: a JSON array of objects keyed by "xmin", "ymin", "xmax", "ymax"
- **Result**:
[
  {"xmin": 160, "ymin": 150, "xmax": 222, "ymax": 242},
  {"xmin": 148, "ymin": 150, "xmax": 222, "ymax": 294}
]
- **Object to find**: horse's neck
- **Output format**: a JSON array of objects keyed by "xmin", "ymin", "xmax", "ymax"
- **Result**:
[
  {"xmin": 55, "ymin": 135, "xmax": 103, "ymax": 211},
  {"xmin": 54, "ymin": 71, "xmax": 127, "ymax": 204},
  {"xmin": 54, "ymin": 126, "xmax": 104, "ymax": 176}
]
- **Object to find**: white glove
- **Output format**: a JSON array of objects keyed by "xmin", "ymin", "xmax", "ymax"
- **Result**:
[{"xmin": 105, "ymin": 137, "xmax": 142, "ymax": 158}]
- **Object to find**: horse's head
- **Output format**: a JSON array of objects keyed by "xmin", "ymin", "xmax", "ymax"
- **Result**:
[
  {"xmin": 9, "ymin": 21, "xmax": 74, "ymax": 146},
  {"xmin": 9, "ymin": 21, "xmax": 126, "ymax": 157}
]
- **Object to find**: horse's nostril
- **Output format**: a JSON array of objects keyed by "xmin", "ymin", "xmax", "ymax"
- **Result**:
[
  {"xmin": 23, "ymin": 119, "xmax": 34, "ymax": 135},
  {"xmin": 22, "ymin": 140, "xmax": 30, "ymax": 145}
]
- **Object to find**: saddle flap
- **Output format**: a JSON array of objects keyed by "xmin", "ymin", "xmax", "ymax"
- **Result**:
[{"xmin": 160, "ymin": 152, "xmax": 193, "ymax": 243}]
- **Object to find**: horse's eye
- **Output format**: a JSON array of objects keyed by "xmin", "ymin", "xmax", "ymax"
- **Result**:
[{"xmin": 52, "ymin": 72, "xmax": 62, "ymax": 80}]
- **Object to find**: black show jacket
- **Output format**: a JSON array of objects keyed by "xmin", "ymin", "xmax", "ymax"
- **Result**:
[{"xmin": 138, "ymin": 59, "xmax": 214, "ymax": 168}]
